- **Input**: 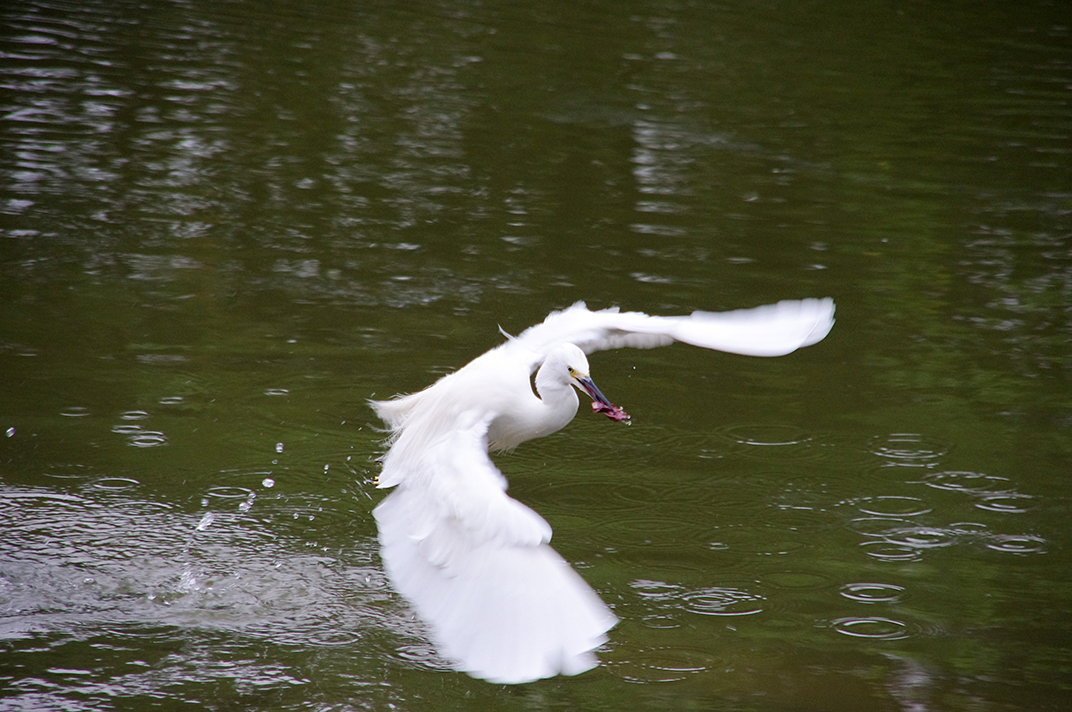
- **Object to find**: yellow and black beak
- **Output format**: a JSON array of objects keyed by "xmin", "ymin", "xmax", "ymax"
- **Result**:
[
  {"xmin": 570, "ymin": 369, "xmax": 631, "ymax": 422},
  {"xmin": 573, "ymin": 372, "xmax": 614, "ymax": 409}
]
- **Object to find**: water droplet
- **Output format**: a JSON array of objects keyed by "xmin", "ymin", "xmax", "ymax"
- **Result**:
[
  {"xmin": 276, "ymin": 442, "xmax": 284, "ymax": 453},
  {"xmin": 5, "ymin": 427, "xmax": 14, "ymax": 437},
  {"xmin": 262, "ymin": 478, "xmax": 275, "ymax": 488},
  {"xmin": 196, "ymin": 513, "xmax": 215, "ymax": 531}
]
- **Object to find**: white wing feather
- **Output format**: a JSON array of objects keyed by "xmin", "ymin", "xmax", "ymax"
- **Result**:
[
  {"xmin": 373, "ymin": 415, "xmax": 616, "ymax": 683},
  {"xmin": 512, "ymin": 297, "xmax": 835, "ymax": 357}
]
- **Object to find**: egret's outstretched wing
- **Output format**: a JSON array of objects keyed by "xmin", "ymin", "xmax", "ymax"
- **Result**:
[
  {"xmin": 513, "ymin": 297, "xmax": 835, "ymax": 358},
  {"xmin": 373, "ymin": 414, "xmax": 617, "ymax": 684}
]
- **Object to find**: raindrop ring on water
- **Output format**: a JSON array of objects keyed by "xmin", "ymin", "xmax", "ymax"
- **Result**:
[
  {"xmin": 92, "ymin": 477, "xmax": 141, "ymax": 490},
  {"xmin": 206, "ymin": 486, "xmax": 256, "ymax": 499},
  {"xmin": 680, "ymin": 587, "xmax": 764, "ymax": 617},
  {"xmin": 831, "ymin": 616, "xmax": 909, "ymax": 640},
  {"xmin": 856, "ymin": 496, "xmax": 931, "ymax": 518},
  {"xmin": 130, "ymin": 431, "xmax": 167, "ymax": 447},
  {"xmin": 986, "ymin": 534, "xmax": 1046, "ymax": 555},
  {"xmin": 721, "ymin": 423, "xmax": 813, "ymax": 447},
  {"xmin": 922, "ymin": 470, "xmax": 1011, "ymax": 495},
  {"xmin": 858, "ymin": 540, "xmax": 922, "ymax": 562},
  {"xmin": 868, "ymin": 433, "xmax": 950, "ymax": 461},
  {"xmin": 607, "ymin": 646, "xmax": 719, "ymax": 684},
  {"xmin": 839, "ymin": 582, "xmax": 905, "ymax": 604},
  {"xmin": 975, "ymin": 494, "xmax": 1035, "ymax": 514}
]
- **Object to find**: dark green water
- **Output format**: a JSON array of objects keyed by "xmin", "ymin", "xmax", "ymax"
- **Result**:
[{"xmin": 1, "ymin": 0, "xmax": 1070, "ymax": 709}]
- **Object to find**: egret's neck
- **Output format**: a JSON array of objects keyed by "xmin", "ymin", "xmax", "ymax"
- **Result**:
[
  {"xmin": 488, "ymin": 370, "xmax": 579, "ymax": 451},
  {"xmin": 532, "ymin": 369, "xmax": 581, "ymax": 431}
]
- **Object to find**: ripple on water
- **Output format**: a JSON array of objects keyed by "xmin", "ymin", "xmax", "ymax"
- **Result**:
[
  {"xmin": 606, "ymin": 425, "xmax": 715, "ymax": 461},
  {"xmin": 715, "ymin": 423, "xmax": 823, "ymax": 461},
  {"xmin": 392, "ymin": 642, "xmax": 452, "ymax": 674},
  {"xmin": 986, "ymin": 534, "xmax": 1046, "ymax": 555},
  {"xmin": 60, "ymin": 406, "xmax": 92, "ymax": 418},
  {"xmin": 831, "ymin": 616, "xmax": 909, "ymax": 640},
  {"xmin": 91, "ymin": 477, "xmax": 141, "ymax": 491},
  {"xmin": 855, "ymin": 520, "xmax": 1002, "ymax": 560},
  {"xmin": 681, "ymin": 587, "xmax": 765, "ymax": 617},
  {"xmin": 205, "ymin": 486, "xmax": 256, "ymax": 499},
  {"xmin": 840, "ymin": 582, "xmax": 906, "ymax": 604},
  {"xmin": 918, "ymin": 471, "xmax": 1036, "ymax": 513},
  {"xmin": 111, "ymin": 423, "xmax": 168, "ymax": 448},
  {"xmin": 533, "ymin": 479, "xmax": 661, "ymax": 513},
  {"xmin": 600, "ymin": 515, "xmax": 715, "ymax": 553},
  {"xmin": 606, "ymin": 646, "xmax": 723, "ymax": 684},
  {"xmin": 878, "ymin": 525, "xmax": 957, "ymax": 550},
  {"xmin": 131, "ymin": 431, "xmax": 168, "ymax": 448},
  {"xmin": 922, "ymin": 470, "xmax": 1012, "ymax": 495},
  {"xmin": 760, "ymin": 570, "xmax": 835, "ymax": 591},
  {"xmin": 868, "ymin": 433, "xmax": 951, "ymax": 462},
  {"xmin": 975, "ymin": 494, "xmax": 1036, "ymax": 514},
  {"xmin": 291, "ymin": 628, "xmax": 365, "ymax": 647},
  {"xmin": 848, "ymin": 516, "xmax": 913, "ymax": 538},
  {"xmin": 43, "ymin": 464, "xmax": 95, "ymax": 481},
  {"xmin": 766, "ymin": 482, "xmax": 841, "ymax": 533},
  {"xmin": 858, "ymin": 540, "xmax": 923, "ymax": 562},
  {"xmin": 853, "ymin": 495, "xmax": 932, "ymax": 518},
  {"xmin": 630, "ymin": 579, "xmax": 765, "ymax": 619}
]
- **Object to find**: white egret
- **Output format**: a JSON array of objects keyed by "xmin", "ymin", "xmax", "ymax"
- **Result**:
[{"xmin": 371, "ymin": 298, "xmax": 835, "ymax": 684}]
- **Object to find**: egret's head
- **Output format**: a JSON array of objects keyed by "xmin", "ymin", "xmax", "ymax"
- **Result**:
[{"xmin": 556, "ymin": 344, "xmax": 630, "ymax": 422}]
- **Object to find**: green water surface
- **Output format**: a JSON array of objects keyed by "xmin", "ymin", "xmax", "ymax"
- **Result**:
[{"xmin": 1, "ymin": 0, "xmax": 1070, "ymax": 710}]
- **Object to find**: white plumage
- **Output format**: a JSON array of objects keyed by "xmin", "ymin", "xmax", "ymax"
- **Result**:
[{"xmin": 371, "ymin": 298, "xmax": 835, "ymax": 683}]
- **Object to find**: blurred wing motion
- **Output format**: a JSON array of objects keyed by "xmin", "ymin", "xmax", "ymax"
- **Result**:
[
  {"xmin": 373, "ymin": 414, "xmax": 616, "ymax": 683},
  {"xmin": 512, "ymin": 297, "xmax": 835, "ymax": 357},
  {"xmin": 372, "ymin": 298, "xmax": 835, "ymax": 683}
]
